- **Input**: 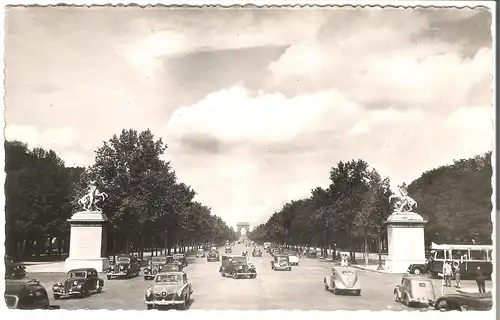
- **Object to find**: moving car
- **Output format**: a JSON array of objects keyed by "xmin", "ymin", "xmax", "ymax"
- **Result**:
[
  {"xmin": 394, "ymin": 274, "xmax": 436, "ymax": 307},
  {"xmin": 144, "ymin": 256, "xmax": 172, "ymax": 280},
  {"xmin": 434, "ymin": 291, "xmax": 493, "ymax": 311},
  {"xmin": 252, "ymin": 248, "xmax": 262, "ymax": 257},
  {"xmin": 173, "ymin": 253, "xmax": 188, "ymax": 267},
  {"xmin": 207, "ymin": 250, "xmax": 220, "ymax": 262},
  {"xmin": 52, "ymin": 268, "xmax": 104, "ymax": 299},
  {"xmin": 5, "ymin": 278, "xmax": 60, "ymax": 309},
  {"xmin": 306, "ymin": 251, "xmax": 318, "ymax": 259},
  {"xmin": 5, "ymin": 257, "xmax": 26, "ymax": 279},
  {"xmin": 106, "ymin": 254, "xmax": 141, "ymax": 279},
  {"xmin": 219, "ymin": 255, "xmax": 257, "ymax": 279},
  {"xmin": 407, "ymin": 261, "xmax": 429, "ymax": 275},
  {"xmin": 225, "ymin": 246, "xmax": 232, "ymax": 254},
  {"xmin": 271, "ymin": 255, "xmax": 291, "ymax": 271},
  {"xmin": 144, "ymin": 271, "xmax": 193, "ymax": 310},
  {"xmin": 196, "ymin": 249, "xmax": 206, "ymax": 258},
  {"xmin": 324, "ymin": 266, "xmax": 361, "ymax": 296},
  {"xmin": 288, "ymin": 251, "xmax": 299, "ymax": 266}
]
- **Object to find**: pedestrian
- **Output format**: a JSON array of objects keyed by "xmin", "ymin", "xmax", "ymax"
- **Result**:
[
  {"xmin": 442, "ymin": 261, "xmax": 452, "ymax": 287},
  {"xmin": 475, "ymin": 266, "xmax": 486, "ymax": 293},
  {"xmin": 453, "ymin": 262, "xmax": 461, "ymax": 289}
]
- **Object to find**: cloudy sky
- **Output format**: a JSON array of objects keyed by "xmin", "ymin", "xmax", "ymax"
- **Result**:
[{"xmin": 4, "ymin": 6, "xmax": 494, "ymax": 228}]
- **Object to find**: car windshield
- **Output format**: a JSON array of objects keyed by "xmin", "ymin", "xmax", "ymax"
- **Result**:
[
  {"xmin": 117, "ymin": 257, "xmax": 130, "ymax": 263},
  {"xmin": 155, "ymin": 274, "xmax": 182, "ymax": 283},
  {"xmin": 68, "ymin": 271, "xmax": 87, "ymax": 278},
  {"xmin": 151, "ymin": 257, "xmax": 167, "ymax": 264},
  {"xmin": 231, "ymin": 257, "xmax": 246, "ymax": 263}
]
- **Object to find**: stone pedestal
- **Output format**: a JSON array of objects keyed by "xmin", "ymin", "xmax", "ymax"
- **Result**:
[
  {"xmin": 65, "ymin": 211, "xmax": 110, "ymax": 273},
  {"xmin": 383, "ymin": 212, "xmax": 427, "ymax": 273}
]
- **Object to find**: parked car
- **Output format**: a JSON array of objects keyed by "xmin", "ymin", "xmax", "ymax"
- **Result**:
[
  {"xmin": 434, "ymin": 291, "xmax": 493, "ymax": 311},
  {"xmin": 196, "ymin": 249, "xmax": 206, "ymax": 258},
  {"xmin": 173, "ymin": 253, "xmax": 188, "ymax": 267},
  {"xmin": 271, "ymin": 255, "xmax": 291, "ymax": 271},
  {"xmin": 288, "ymin": 251, "xmax": 299, "ymax": 266},
  {"xmin": 5, "ymin": 257, "xmax": 26, "ymax": 279},
  {"xmin": 52, "ymin": 268, "xmax": 104, "ymax": 299},
  {"xmin": 252, "ymin": 248, "xmax": 262, "ymax": 257},
  {"xmin": 407, "ymin": 261, "xmax": 429, "ymax": 275},
  {"xmin": 144, "ymin": 271, "xmax": 193, "ymax": 310},
  {"xmin": 394, "ymin": 274, "xmax": 436, "ymax": 307},
  {"xmin": 324, "ymin": 266, "xmax": 361, "ymax": 296},
  {"xmin": 106, "ymin": 254, "xmax": 141, "ymax": 279},
  {"xmin": 207, "ymin": 250, "xmax": 220, "ymax": 262},
  {"xmin": 225, "ymin": 246, "xmax": 232, "ymax": 254},
  {"xmin": 5, "ymin": 278, "xmax": 60, "ymax": 309},
  {"xmin": 219, "ymin": 255, "xmax": 257, "ymax": 279},
  {"xmin": 144, "ymin": 256, "xmax": 172, "ymax": 280}
]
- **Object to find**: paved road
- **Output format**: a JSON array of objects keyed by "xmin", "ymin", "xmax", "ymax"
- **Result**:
[{"xmin": 24, "ymin": 244, "xmax": 485, "ymax": 311}]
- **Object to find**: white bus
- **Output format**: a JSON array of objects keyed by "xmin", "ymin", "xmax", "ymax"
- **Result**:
[{"xmin": 427, "ymin": 242, "xmax": 493, "ymax": 278}]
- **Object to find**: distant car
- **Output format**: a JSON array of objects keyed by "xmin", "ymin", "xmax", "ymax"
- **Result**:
[
  {"xmin": 144, "ymin": 256, "xmax": 172, "ymax": 280},
  {"xmin": 252, "ymin": 248, "xmax": 262, "ymax": 257},
  {"xmin": 288, "ymin": 252, "xmax": 299, "ymax": 266},
  {"xmin": 225, "ymin": 246, "xmax": 232, "ymax": 254},
  {"xmin": 52, "ymin": 268, "xmax": 104, "ymax": 299},
  {"xmin": 144, "ymin": 271, "xmax": 193, "ymax": 310},
  {"xmin": 306, "ymin": 251, "xmax": 317, "ymax": 259},
  {"xmin": 106, "ymin": 254, "xmax": 141, "ymax": 279},
  {"xmin": 5, "ymin": 257, "xmax": 26, "ymax": 279},
  {"xmin": 394, "ymin": 274, "xmax": 436, "ymax": 307},
  {"xmin": 173, "ymin": 253, "xmax": 188, "ymax": 267},
  {"xmin": 5, "ymin": 278, "xmax": 59, "ymax": 309},
  {"xmin": 271, "ymin": 255, "xmax": 291, "ymax": 271},
  {"xmin": 407, "ymin": 262, "xmax": 429, "ymax": 275},
  {"xmin": 207, "ymin": 250, "xmax": 220, "ymax": 262},
  {"xmin": 324, "ymin": 266, "xmax": 361, "ymax": 296},
  {"xmin": 196, "ymin": 249, "xmax": 206, "ymax": 258},
  {"xmin": 434, "ymin": 292, "xmax": 493, "ymax": 311},
  {"xmin": 219, "ymin": 255, "xmax": 257, "ymax": 279}
]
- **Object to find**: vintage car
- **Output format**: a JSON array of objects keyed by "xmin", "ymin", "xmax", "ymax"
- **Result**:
[
  {"xmin": 306, "ymin": 251, "xmax": 318, "ymax": 259},
  {"xmin": 106, "ymin": 254, "xmax": 141, "ymax": 279},
  {"xmin": 324, "ymin": 266, "xmax": 361, "ymax": 296},
  {"xmin": 207, "ymin": 250, "xmax": 220, "ymax": 262},
  {"xmin": 5, "ymin": 256, "xmax": 27, "ymax": 279},
  {"xmin": 219, "ymin": 255, "xmax": 257, "ymax": 279},
  {"xmin": 52, "ymin": 268, "xmax": 104, "ymax": 299},
  {"xmin": 271, "ymin": 255, "xmax": 291, "ymax": 271},
  {"xmin": 5, "ymin": 278, "xmax": 60, "ymax": 309},
  {"xmin": 225, "ymin": 246, "xmax": 232, "ymax": 254},
  {"xmin": 288, "ymin": 251, "xmax": 300, "ymax": 266},
  {"xmin": 394, "ymin": 274, "xmax": 436, "ymax": 307},
  {"xmin": 144, "ymin": 271, "xmax": 193, "ymax": 310},
  {"xmin": 196, "ymin": 249, "xmax": 206, "ymax": 258},
  {"xmin": 144, "ymin": 256, "xmax": 172, "ymax": 280},
  {"xmin": 173, "ymin": 253, "xmax": 188, "ymax": 267},
  {"xmin": 252, "ymin": 248, "xmax": 262, "ymax": 257},
  {"xmin": 434, "ymin": 291, "xmax": 492, "ymax": 311},
  {"xmin": 407, "ymin": 261, "xmax": 429, "ymax": 275}
]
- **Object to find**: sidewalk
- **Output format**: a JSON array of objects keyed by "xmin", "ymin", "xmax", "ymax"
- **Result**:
[{"xmin": 26, "ymin": 262, "xmax": 66, "ymax": 273}]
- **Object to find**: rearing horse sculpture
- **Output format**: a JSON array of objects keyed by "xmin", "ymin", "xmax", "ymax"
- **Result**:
[
  {"xmin": 388, "ymin": 183, "xmax": 418, "ymax": 213},
  {"xmin": 78, "ymin": 181, "xmax": 108, "ymax": 212}
]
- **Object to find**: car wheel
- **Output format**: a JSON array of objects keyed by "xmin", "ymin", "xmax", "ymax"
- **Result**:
[
  {"xmin": 404, "ymin": 294, "xmax": 410, "ymax": 307},
  {"xmin": 413, "ymin": 268, "xmax": 421, "ymax": 275},
  {"xmin": 394, "ymin": 291, "xmax": 400, "ymax": 302},
  {"xmin": 288, "ymin": 267, "xmax": 291, "ymax": 271},
  {"xmin": 53, "ymin": 294, "xmax": 60, "ymax": 300},
  {"xmin": 107, "ymin": 275, "xmax": 111, "ymax": 280},
  {"xmin": 324, "ymin": 283, "xmax": 329, "ymax": 291},
  {"xmin": 233, "ymin": 273, "xmax": 238, "ymax": 279},
  {"xmin": 355, "ymin": 290, "xmax": 361, "ymax": 296},
  {"xmin": 146, "ymin": 305, "xmax": 153, "ymax": 310},
  {"xmin": 333, "ymin": 288, "xmax": 338, "ymax": 295},
  {"xmin": 96, "ymin": 284, "xmax": 103, "ymax": 293}
]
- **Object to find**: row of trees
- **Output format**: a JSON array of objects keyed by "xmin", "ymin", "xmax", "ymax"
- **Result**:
[
  {"xmin": 5, "ymin": 129, "xmax": 237, "ymax": 260},
  {"xmin": 248, "ymin": 152, "xmax": 493, "ymax": 263}
]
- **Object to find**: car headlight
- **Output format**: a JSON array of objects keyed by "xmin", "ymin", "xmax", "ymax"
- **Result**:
[
  {"xmin": 57, "ymin": 282, "xmax": 63, "ymax": 286},
  {"xmin": 73, "ymin": 280, "xmax": 78, "ymax": 286}
]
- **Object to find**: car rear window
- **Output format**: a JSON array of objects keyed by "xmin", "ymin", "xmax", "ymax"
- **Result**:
[{"xmin": 419, "ymin": 282, "xmax": 427, "ymax": 287}]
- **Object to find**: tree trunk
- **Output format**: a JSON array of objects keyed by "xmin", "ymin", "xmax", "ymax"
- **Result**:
[
  {"xmin": 377, "ymin": 234, "xmax": 384, "ymax": 270},
  {"xmin": 364, "ymin": 235, "xmax": 369, "ymax": 266}
]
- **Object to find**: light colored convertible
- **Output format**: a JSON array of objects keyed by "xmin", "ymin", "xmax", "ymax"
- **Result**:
[{"xmin": 324, "ymin": 266, "xmax": 361, "ymax": 296}]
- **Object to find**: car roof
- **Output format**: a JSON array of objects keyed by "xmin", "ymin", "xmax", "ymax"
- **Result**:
[
  {"xmin": 68, "ymin": 268, "xmax": 96, "ymax": 272},
  {"xmin": 402, "ymin": 274, "xmax": 433, "ymax": 281},
  {"xmin": 156, "ymin": 271, "xmax": 185, "ymax": 276},
  {"xmin": 116, "ymin": 254, "xmax": 132, "ymax": 258}
]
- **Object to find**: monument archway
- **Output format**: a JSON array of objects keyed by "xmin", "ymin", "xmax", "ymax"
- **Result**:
[{"xmin": 236, "ymin": 222, "xmax": 250, "ymax": 237}]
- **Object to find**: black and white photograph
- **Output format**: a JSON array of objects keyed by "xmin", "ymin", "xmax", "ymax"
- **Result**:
[{"xmin": 2, "ymin": 1, "xmax": 496, "ymax": 313}]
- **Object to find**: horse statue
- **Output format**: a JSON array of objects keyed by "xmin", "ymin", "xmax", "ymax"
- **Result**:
[
  {"xmin": 78, "ymin": 180, "xmax": 108, "ymax": 212},
  {"xmin": 388, "ymin": 183, "xmax": 418, "ymax": 213}
]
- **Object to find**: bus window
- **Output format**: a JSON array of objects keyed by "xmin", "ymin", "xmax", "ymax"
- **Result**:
[
  {"xmin": 451, "ymin": 250, "xmax": 465, "ymax": 260},
  {"xmin": 487, "ymin": 250, "xmax": 493, "ymax": 261},
  {"xmin": 469, "ymin": 250, "xmax": 487, "ymax": 261},
  {"xmin": 435, "ymin": 250, "xmax": 445, "ymax": 260}
]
